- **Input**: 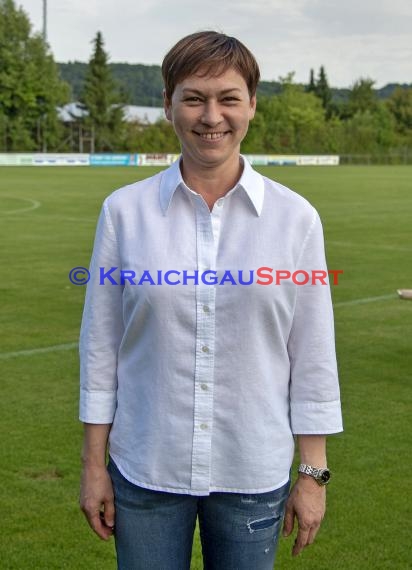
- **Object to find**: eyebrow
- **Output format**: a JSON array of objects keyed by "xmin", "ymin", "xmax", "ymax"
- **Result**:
[{"xmin": 181, "ymin": 88, "xmax": 242, "ymax": 95}]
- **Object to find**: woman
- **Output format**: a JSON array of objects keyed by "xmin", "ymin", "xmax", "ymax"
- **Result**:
[{"xmin": 79, "ymin": 31, "xmax": 343, "ymax": 570}]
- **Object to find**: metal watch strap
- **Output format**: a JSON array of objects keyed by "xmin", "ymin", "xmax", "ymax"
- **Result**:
[
  {"xmin": 298, "ymin": 464, "xmax": 327, "ymax": 478},
  {"xmin": 298, "ymin": 464, "xmax": 331, "ymax": 486}
]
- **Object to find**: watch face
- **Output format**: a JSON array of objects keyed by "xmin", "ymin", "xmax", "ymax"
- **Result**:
[{"xmin": 320, "ymin": 469, "xmax": 331, "ymax": 484}]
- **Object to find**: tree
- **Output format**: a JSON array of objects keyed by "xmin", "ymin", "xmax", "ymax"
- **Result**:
[
  {"xmin": 387, "ymin": 87, "xmax": 412, "ymax": 135},
  {"xmin": 80, "ymin": 32, "xmax": 125, "ymax": 151},
  {"xmin": 315, "ymin": 66, "xmax": 332, "ymax": 117},
  {"xmin": 340, "ymin": 102, "xmax": 396, "ymax": 155},
  {"xmin": 122, "ymin": 119, "xmax": 180, "ymax": 153},
  {"xmin": 0, "ymin": 0, "xmax": 69, "ymax": 151},
  {"xmin": 282, "ymin": 84, "xmax": 327, "ymax": 152},
  {"xmin": 249, "ymin": 74, "xmax": 327, "ymax": 154},
  {"xmin": 347, "ymin": 78, "xmax": 377, "ymax": 116},
  {"xmin": 306, "ymin": 68, "xmax": 316, "ymax": 94}
]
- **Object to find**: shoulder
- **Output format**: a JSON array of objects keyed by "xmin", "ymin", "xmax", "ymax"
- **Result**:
[
  {"xmin": 262, "ymin": 174, "xmax": 319, "ymax": 226},
  {"xmin": 103, "ymin": 169, "xmax": 164, "ymax": 212},
  {"xmin": 262, "ymin": 174, "xmax": 314, "ymax": 212}
]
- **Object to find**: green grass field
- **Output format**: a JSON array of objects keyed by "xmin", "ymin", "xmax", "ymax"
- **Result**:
[{"xmin": 0, "ymin": 165, "xmax": 411, "ymax": 569}]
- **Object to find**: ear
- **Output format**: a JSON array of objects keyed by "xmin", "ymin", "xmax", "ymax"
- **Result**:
[
  {"xmin": 248, "ymin": 94, "xmax": 257, "ymax": 120},
  {"xmin": 163, "ymin": 88, "xmax": 172, "ymax": 122}
]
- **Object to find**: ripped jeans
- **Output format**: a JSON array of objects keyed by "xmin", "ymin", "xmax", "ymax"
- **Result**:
[{"xmin": 108, "ymin": 457, "xmax": 290, "ymax": 570}]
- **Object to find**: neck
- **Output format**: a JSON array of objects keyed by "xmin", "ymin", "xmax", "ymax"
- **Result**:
[{"xmin": 180, "ymin": 154, "xmax": 243, "ymax": 210}]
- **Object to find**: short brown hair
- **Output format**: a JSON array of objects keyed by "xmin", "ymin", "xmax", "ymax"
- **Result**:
[{"xmin": 162, "ymin": 31, "xmax": 260, "ymax": 100}]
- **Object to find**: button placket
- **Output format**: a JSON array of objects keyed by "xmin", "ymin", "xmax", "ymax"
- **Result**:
[
  {"xmin": 190, "ymin": 197, "xmax": 217, "ymax": 492},
  {"xmin": 211, "ymin": 198, "xmax": 223, "ymax": 244}
]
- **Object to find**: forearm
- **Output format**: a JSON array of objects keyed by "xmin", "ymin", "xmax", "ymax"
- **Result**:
[
  {"xmin": 297, "ymin": 435, "xmax": 327, "ymax": 466},
  {"xmin": 81, "ymin": 423, "xmax": 112, "ymax": 467}
]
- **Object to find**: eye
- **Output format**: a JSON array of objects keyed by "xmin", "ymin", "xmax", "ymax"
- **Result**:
[
  {"xmin": 184, "ymin": 97, "xmax": 203, "ymax": 103},
  {"xmin": 222, "ymin": 96, "xmax": 240, "ymax": 104}
]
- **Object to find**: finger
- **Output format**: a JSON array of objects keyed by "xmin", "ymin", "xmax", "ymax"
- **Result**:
[
  {"xmin": 282, "ymin": 505, "xmax": 294, "ymax": 537},
  {"xmin": 307, "ymin": 524, "xmax": 320, "ymax": 545},
  {"xmin": 90, "ymin": 511, "xmax": 113, "ymax": 541},
  {"xmin": 80, "ymin": 501, "xmax": 112, "ymax": 541},
  {"xmin": 292, "ymin": 528, "xmax": 310, "ymax": 557},
  {"xmin": 103, "ymin": 499, "xmax": 115, "ymax": 528}
]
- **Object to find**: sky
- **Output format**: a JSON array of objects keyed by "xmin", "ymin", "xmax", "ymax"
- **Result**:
[{"xmin": 16, "ymin": 0, "xmax": 412, "ymax": 89}]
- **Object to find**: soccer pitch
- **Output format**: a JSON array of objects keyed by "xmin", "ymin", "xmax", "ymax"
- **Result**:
[{"xmin": 0, "ymin": 165, "xmax": 411, "ymax": 569}]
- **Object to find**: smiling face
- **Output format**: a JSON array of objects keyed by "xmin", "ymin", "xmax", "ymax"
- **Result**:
[{"xmin": 164, "ymin": 67, "xmax": 256, "ymax": 172}]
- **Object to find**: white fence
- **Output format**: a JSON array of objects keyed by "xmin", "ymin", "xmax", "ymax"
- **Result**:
[{"xmin": 0, "ymin": 153, "xmax": 340, "ymax": 167}]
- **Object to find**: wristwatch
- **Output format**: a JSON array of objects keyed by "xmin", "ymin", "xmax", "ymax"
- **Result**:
[{"xmin": 298, "ymin": 464, "xmax": 331, "ymax": 486}]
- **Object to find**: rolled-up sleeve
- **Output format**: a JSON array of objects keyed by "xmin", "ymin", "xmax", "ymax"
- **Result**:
[
  {"xmin": 79, "ymin": 199, "xmax": 124, "ymax": 423},
  {"xmin": 288, "ymin": 209, "xmax": 343, "ymax": 434}
]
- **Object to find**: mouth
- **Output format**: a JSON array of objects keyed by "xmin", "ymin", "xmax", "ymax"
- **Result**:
[{"xmin": 194, "ymin": 131, "xmax": 230, "ymax": 141}]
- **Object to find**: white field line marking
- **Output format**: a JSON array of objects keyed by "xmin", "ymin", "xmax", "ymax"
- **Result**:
[
  {"xmin": 328, "ymin": 240, "xmax": 412, "ymax": 253},
  {"xmin": 9, "ymin": 214, "xmax": 96, "ymax": 223},
  {"xmin": 0, "ymin": 342, "xmax": 78, "ymax": 360},
  {"xmin": 1, "ymin": 196, "xmax": 42, "ymax": 215},
  {"xmin": 333, "ymin": 294, "xmax": 396, "ymax": 307},
  {"xmin": 27, "ymin": 215, "xmax": 97, "ymax": 223},
  {"xmin": 60, "ymin": 216, "xmax": 97, "ymax": 223},
  {"xmin": 0, "ymin": 293, "xmax": 398, "ymax": 359}
]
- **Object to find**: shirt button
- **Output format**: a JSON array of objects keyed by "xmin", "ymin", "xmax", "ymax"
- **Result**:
[
  {"xmin": 201, "ymin": 383, "xmax": 208, "ymax": 391},
  {"xmin": 203, "ymin": 305, "xmax": 210, "ymax": 313},
  {"xmin": 201, "ymin": 345, "xmax": 210, "ymax": 353},
  {"xmin": 216, "ymin": 199, "xmax": 223, "ymax": 207},
  {"xmin": 200, "ymin": 423, "xmax": 208, "ymax": 430}
]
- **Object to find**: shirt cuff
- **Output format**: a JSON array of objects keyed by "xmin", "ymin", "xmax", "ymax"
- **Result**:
[
  {"xmin": 291, "ymin": 400, "xmax": 343, "ymax": 434},
  {"xmin": 79, "ymin": 389, "xmax": 117, "ymax": 424}
]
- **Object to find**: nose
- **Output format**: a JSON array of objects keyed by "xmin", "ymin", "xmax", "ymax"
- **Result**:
[{"xmin": 200, "ymin": 101, "xmax": 223, "ymax": 127}]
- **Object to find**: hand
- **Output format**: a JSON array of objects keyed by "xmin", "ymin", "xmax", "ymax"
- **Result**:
[
  {"xmin": 80, "ymin": 463, "xmax": 115, "ymax": 540},
  {"xmin": 282, "ymin": 474, "xmax": 326, "ymax": 556}
]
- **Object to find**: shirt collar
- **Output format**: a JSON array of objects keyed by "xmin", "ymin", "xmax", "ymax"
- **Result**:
[{"xmin": 159, "ymin": 155, "xmax": 264, "ymax": 217}]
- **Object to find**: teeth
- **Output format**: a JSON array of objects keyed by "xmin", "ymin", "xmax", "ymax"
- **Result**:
[{"xmin": 199, "ymin": 132, "xmax": 225, "ymax": 140}]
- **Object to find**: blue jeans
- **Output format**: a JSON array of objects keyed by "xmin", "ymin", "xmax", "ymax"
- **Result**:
[{"xmin": 108, "ymin": 457, "xmax": 290, "ymax": 570}]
